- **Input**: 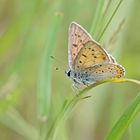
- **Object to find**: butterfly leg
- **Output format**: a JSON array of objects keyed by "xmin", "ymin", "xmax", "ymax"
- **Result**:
[
  {"xmin": 82, "ymin": 81, "xmax": 90, "ymax": 88},
  {"xmin": 71, "ymin": 84, "xmax": 80, "ymax": 95}
]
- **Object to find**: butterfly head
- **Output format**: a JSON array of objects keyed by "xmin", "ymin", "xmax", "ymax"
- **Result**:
[
  {"xmin": 65, "ymin": 70, "xmax": 82, "ymax": 86},
  {"xmin": 65, "ymin": 70, "xmax": 72, "ymax": 78}
]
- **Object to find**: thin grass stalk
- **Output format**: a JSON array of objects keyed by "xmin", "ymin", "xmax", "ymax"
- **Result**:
[
  {"xmin": 95, "ymin": 0, "xmax": 113, "ymax": 39},
  {"xmin": 90, "ymin": 0, "xmax": 104, "ymax": 37},
  {"xmin": 97, "ymin": 0, "xmax": 124, "ymax": 41}
]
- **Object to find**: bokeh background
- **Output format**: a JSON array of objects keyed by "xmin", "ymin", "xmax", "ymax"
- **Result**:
[{"xmin": 0, "ymin": 0, "xmax": 140, "ymax": 140}]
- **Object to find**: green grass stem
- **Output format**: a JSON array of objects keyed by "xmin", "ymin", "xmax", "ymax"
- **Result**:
[
  {"xmin": 97, "ymin": 0, "xmax": 124, "ymax": 41},
  {"xmin": 105, "ymin": 91, "xmax": 140, "ymax": 140},
  {"xmin": 46, "ymin": 78, "xmax": 140, "ymax": 140}
]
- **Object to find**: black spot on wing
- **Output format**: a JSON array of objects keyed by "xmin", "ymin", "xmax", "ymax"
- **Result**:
[
  {"xmin": 73, "ymin": 44, "xmax": 77, "ymax": 47},
  {"xmin": 82, "ymin": 54, "xmax": 87, "ymax": 57}
]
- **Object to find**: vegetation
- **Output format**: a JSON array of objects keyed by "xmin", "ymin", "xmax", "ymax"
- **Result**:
[{"xmin": 0, "ymin": 0, "xmax": 140, "ymax": 140}]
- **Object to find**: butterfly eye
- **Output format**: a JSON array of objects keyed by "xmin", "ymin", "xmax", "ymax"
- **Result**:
[{"xmin": 65, "ymin": 70, "xmax": 71, "ymax": 77}]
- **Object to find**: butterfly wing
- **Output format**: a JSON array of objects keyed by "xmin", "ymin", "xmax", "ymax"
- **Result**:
[
  {"xmin": 83, "ymin": 63, "xmax": 125, "ymax": 84},
  {"xmin": 109, "ymin": 55, "xmax": 117, "ymax": 63},
  {"xmin": 68, "ymin": 22, "xmax": 93, "ymax": 69},
  {"xmin": 74, "ymin": 41, "xmax": 111, "ymax": 69}
]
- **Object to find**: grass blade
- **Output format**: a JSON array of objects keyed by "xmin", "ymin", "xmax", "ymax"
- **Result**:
[
  {"xmin": 80, "ymin": 78, "xmax": 140, "ymax": 95},
  {"xmin": 105, "ymin": 91, "xmax": 140, "ymax": 140},
  {"xmin": 0, "ymin": 108, "xmax": 38, "ymax": 140},
  {"xmin": 37, "ymin": 12, "xmax": 63, "ymax": 140},
  {"xmin": 47, "ymin": 78, "xmax": 140, "ymax": 140},
  {"xmin": 97, "ymin": 0, "xmax": 124, "ymax": 41},
  {"xmin": 90, "ymin": 0, "xmax": 104, "ymax": 38},
  {"xmin": 37, "ymin": 12, "xmax": 63, "ymax": 119}
]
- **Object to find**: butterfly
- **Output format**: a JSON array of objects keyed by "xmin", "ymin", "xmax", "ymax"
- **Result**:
[{"xmin": 65, "ymin": 22, "xmax": 125, "ymax": 89}]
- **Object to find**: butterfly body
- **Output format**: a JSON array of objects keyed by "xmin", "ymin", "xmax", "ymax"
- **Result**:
[
  {"xmin": 66, "ymin": 69, "xmax": 92, "ymax": 86},
  {"xmin": 66, "ymin": 22, "xmax": 125, "ymax": 89}
]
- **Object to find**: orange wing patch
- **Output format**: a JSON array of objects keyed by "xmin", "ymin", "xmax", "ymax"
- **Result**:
[
  {"xmin": 74, "ymin": 41, "xmax": 110, "ymax": 69},
  {"xmin": 114, "ymin": 65, "xmax": 125, "ymax": 78},
  {"xmin": 89, "ymin": 63, "xmax": 125, "ymax": 79}
]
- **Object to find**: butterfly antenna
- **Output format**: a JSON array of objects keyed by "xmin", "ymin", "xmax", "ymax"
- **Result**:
[{"xmin": 50, "ymin": 55, "xmax": 67, "ymax": 70}]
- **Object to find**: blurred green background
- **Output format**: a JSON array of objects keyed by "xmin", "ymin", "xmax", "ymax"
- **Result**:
[{"xmin": 0, "ymin": 0, "xmax": 140, "ymax": 140}]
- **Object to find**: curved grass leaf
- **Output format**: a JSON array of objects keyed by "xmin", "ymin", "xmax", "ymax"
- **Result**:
[
  {"xmin": 46, "ymin": 78, "xmax": 140, "ymax": 140},
  {"xmin": 105, "ymin": 91, "xmax": 140, "ymax": 140}
]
